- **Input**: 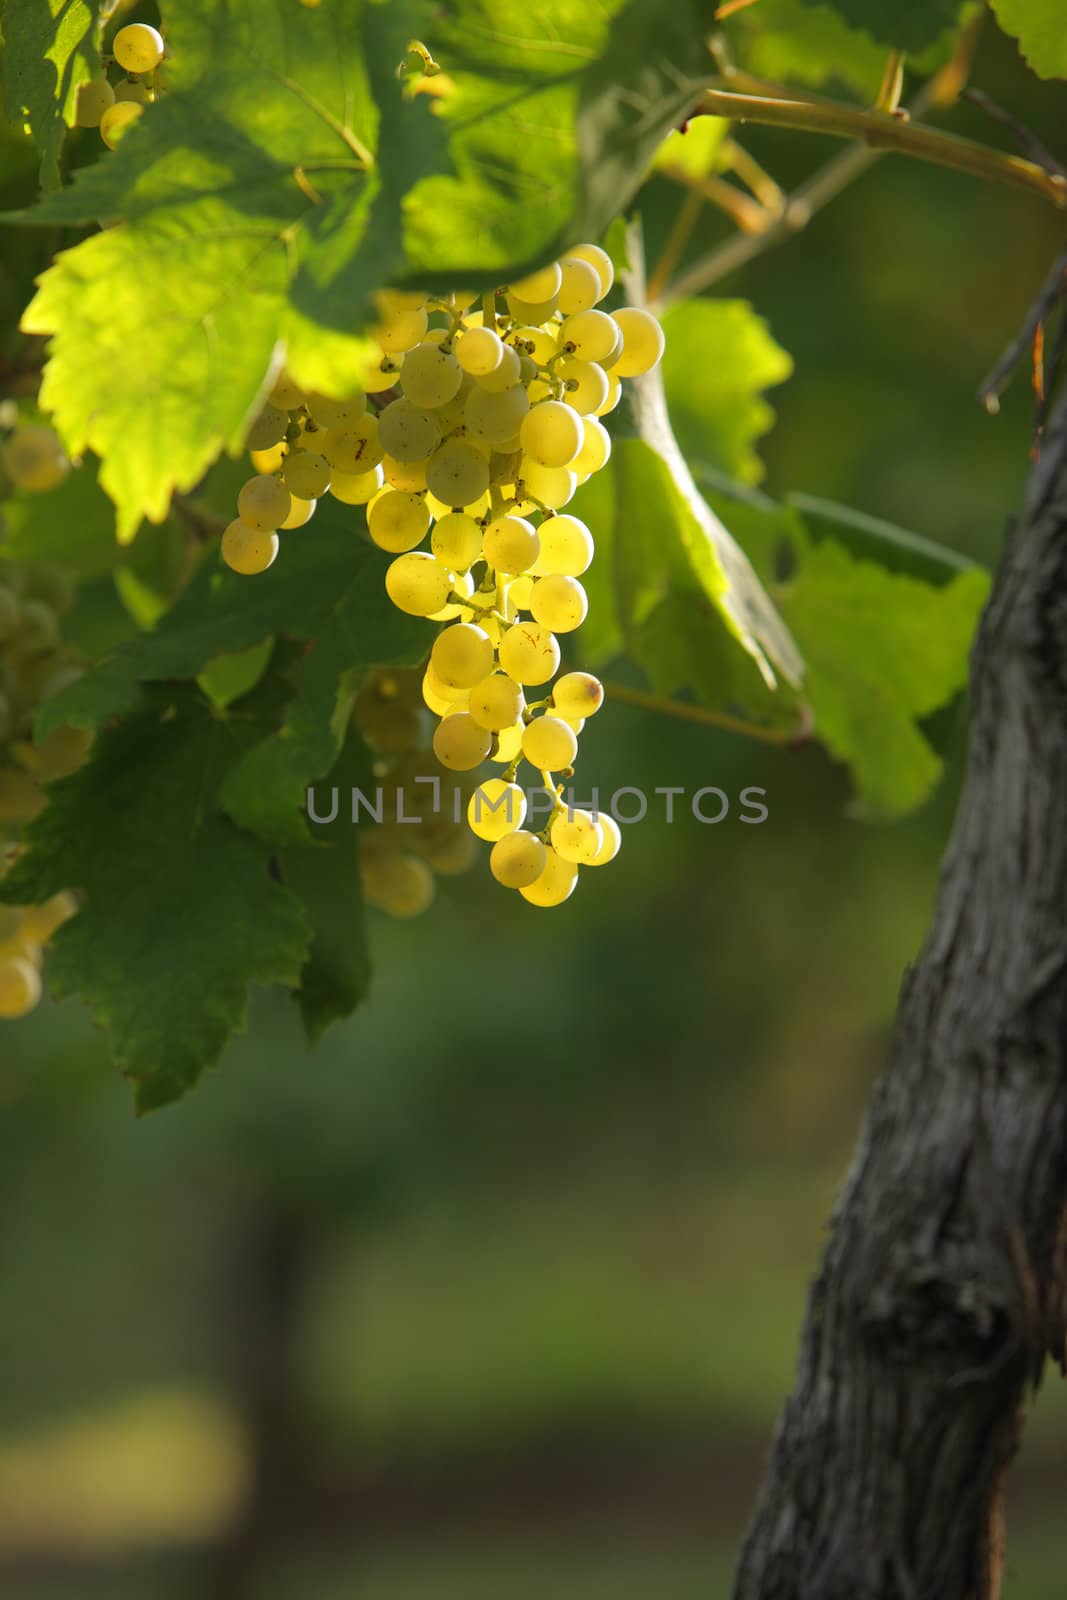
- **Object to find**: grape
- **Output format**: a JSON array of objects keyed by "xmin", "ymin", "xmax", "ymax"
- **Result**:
[
  {"xmin": 498, "ymin": 622, "xmax": 560, "ymax": 686},
  {"xmin": 475, "ymin": 343, "xmax": 522, "ymax": 393},
  {"xmin": 490, "ymin": 830, "xmax": 547, "ymax": 888},
  {"xmin": 431, "ymin": 512, "xmax": 482, "ymax": 571},
  {"xmin": 20, "ymin": 892, "xmax": 77, "ymax": 944},
  {"xmin": 280, "ymin": 496, "xmax": 316, "ymax": 529},
  {"xmin": 530, "ymin": 574, "xmax": 587, "ymax": 633},
  {"xmin": 250, "ymin": 441, "xmax": 287, "ymax": 475},
  {"xmin": 518, "ymin": 461, "xmax": 576, "ymax": 509},
  {"xmin": 246, "ymin": 404, "xmax": 289, "ymax": 451},
  {"xmin": 385, "ymin": 552, "xmax": 454, "ymax": 616},
  {"xmin": 354, "ymin": 695, "xmax": 421, "ymax": 754},
  {"xmin": 1, "ymin": 426, "xmax": 70, "ymax": 493},
  {"xmin": 588, "ymin": 812, "xmax": 621, "ymax": 866},
  {"xmin": 467, "ymin": 778, "xmax": 527, "ymax": 841},
  {"xmin": 365, "ymin": 852, "xmax": 435, "ymax": 917},
  {"xmin": 469, "ymin": 672, "xmax": 524, "ymax": 732},
  {"xmin": 520, "ymin": 401, "xmax": 582, "ymax": 469},
  {"xmin": 456, "ymin": 326, "xmax": 504, "ymax": 377},
  {"xmin": 519, "ymin": 847, "xmax": 579, "ymax": 907},
  {"xmin": 15, "ymin": 598, "xmax": 59, "ymax": 650},
  {"xmin": 426, "ymin": 487, "xmax": 491, "ymax": 522},
  {"xmin": 491, "ymin": 721, "xmax": 524, "ymax": 764},
  {"xmin": 401, "ymin": 341, "xmax": 463, "ymax": 408},
  {"xmin": 75, "ymin": 76, "xmax": 116, "ymax": 128},
  {"xmin": 464, "ymin": 382, "xmax": 529, "ymax": 446},
  {"xmin": 510, "ymin": 325, "xmax": 558, "ymax": 365},
  {"xmin": 329, "ymin": 464, "xmax": 383, "ymax": 504},
  {"xmin": 113, "ymin": 22, "xmax": 165, "ymax": 73},
  {"xmin": 433, "ymin": 713, "xmax": 493, "ymax": 772},
  {"xmin": 552, "ymin": 672, "xmax": 604, "ymax": 719},
  {"xmin": 611, "ymin": 307, "xmax": 666, "ymax": 376},
  {"xmin": 363, "ymin": 357, "xmax": 402, "ymax": 393},
  {"xmin": 114, "ymin": 78, "xmax": 151, "ymax": 106},
  {"xmin": 427, "ymin": 829, "xmax": 478, "ymax": 876},
  {"xmin": 559, "ymin": 309, "xmax": 618, "ymax": 364},
  {"xmin": 368, "ymin": 490, "xmax": 431, "ymax": 554},
  {"xmin": 222, "ymin": 520, "xmax": 279, "ymax": 575},
  {"xmin": 598, "ymin": 320, "xmax": 625, "ymax": 370},
  {"xmin": 522, "ymin": 714, "xmax": 577, "ymax": 771},
  {"xmin": 556, "ymin": 357, "xmax": 609, "ymax": 416},
  {"xmin": 237, "ymin": 474, "xmax": 291, "ymax": 531},
  {"xmin": 572, "ymin": 417, "xmax": 611, "ymax": 476},
  {"xmin": 427, "ymin": 568, "xmax": 475, "ymax": 622},
  {"xmin": 383, "ymin": 455, "xmax": 428, "ymax": 492},
  {"xmin": 425, "ymin": 438, "xmax": 490, "ymax": 508},
  {"xmin": 557, "ymin": 256, "xmax": 602, "ymax": 315},
  {"xmin": 551, "ymin": 807, "xmax": 603, "ymax": 864},
  {"xmin": 531, "ymin": 514, "xmax": 594, "ymax": 577},
  {"xmin": 508, "ymin": 574, "xmax": 534, "ymax": 609},
  {"xmin": 321, "ymin": 415, "xmax": 383, "ymax": 471},
  {"xmin": 373, "ymin": 291, "xmax": 429, "ymax": 354},
  {"xmin": 510, "ymin": 262, "xmax": 562, "ymax": 302},
  {"xmin": 378, "ymin": 397, "xmax": 442, "ymax": 462},
  {"xmin": 282, "ymin": 450, "xmax": 331, "ymax": 499},
  {"xmin": 422, "ymin": 664, "xmax": 470, "ymax": 716},
  {"xmin": 269, "ymin": 374, "xmax": 304, "ymax": 410},
  {"xmin": 0, "ymin": 954, "xmax": 42, "ymax": 1018},
  {"xmin": 100, "ymin": 101, "xmax": 143, "ymax": 148},
  {"xmin": 306, "ymin": 391, "xmax": 365, "ymax": 429},
  {"xmin": 431, "ymin": 623, "xmax": 494, "ymax": 688},
  {"xmin": 594, "ymin": 373, "xmax": 622, "ymax": 417},
  {"xmin": 506, "ymin": 292, "xmax": 558, "ymax": 325},
  {"xmin": 482, "ymin": 515, "xmax": 540, "ymax": 576},
  {"xmin": 568, "ymin": 242, "xmax": 614, "ymax": 299}
]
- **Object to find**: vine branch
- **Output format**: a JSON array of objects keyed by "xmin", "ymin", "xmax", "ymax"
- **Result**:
[{"xmin": 605, "ymin": 681, "xmax": 810, "ymax": 746}]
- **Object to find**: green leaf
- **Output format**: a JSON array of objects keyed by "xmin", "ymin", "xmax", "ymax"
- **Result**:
[
  {"xmin": 990, "ymin": 0, "xmax": 1067, "ymax": 79},
  {"xmin": 0, "ymin": 451, "xmax": 119, "ymax": 575},
  {"xmin": 14, "ymin": 0, "xmax": 713, "ymax": 536},
  {"xmin": 790, "ymin": 0, "xmax": 964, "ymax": 51},
  {"xmin": 788, "ymin": 492, "xmax": 985, "ymax": 585},
  {"xmin": 727, "ymin": 0, "xmax": 887, "ymax": 98},
  {"xmin": 660, "ymin": 299, "xmax": 793, "ymax": 485},
  {"xmin": 0, "ymin": 685, "xmax": 310, "ymax": 1110},
  {"xmin": 0, "ymin": 0, "xmax": 100, "ymax": 187},
  {"xmin": 196, "ymin": 638, "xmax": 276, "ymax": 709},
  {"xmin": 653, "ymin": 117, "xmax": 730, "ymax": 182}
]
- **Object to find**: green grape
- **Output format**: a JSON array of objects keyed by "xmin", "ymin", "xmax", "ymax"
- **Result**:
[
  {"xmin": 363, "ymin": 848, "xmax": 436, "ymax": 917},
  {"xmin": 482, "ymin": 515, "xmax": 540, "ymax": 576},
  {"xmin": 30, "ymin": 724, "xmax": 93, "ymax": 781},
  {"xmin": 373, "ymin": 291, "xmax": 429, "ymax": 354},
  {"xmin": 510, "ymin": 262, "xmax": 562, "ymax": 302},
  {"xmin": 455, "ymin": 326, "xmax": 504, "ymax": 377},
  {"xmin": 433, "ymin": 713, "xmax": 493, "ymax": 772},
  {"xmin": 222, "ymin": 520, "xmax": 279, "ymax": 575},
  {"xmin": 530, "ymin": 575, "xmax": 587, "ymax": 633},
  {"xmin": 280, "ymin": 496, "xmax": 316, "ymax": 529},
  {"xmin": 518, "ymin": 461, "xmax": 576, "ymax": 510},
  {"xmin": 237, "ymin": 474, "xmax": 291, "ymax": 532},
  {"xmin": 250, "ymin": 441, "xmax": 286, "ymax": 475},
  {"xmin": 431, "ymin": 623, "xmax": 495, "ymax": 689},
  {"xmin": 572, "ymin": 416, "xmax": 611, "ymax": 476},
  {"xmin": 0, "ymin": 954, "xmax": 42, "ymax": 1018},
  {"xmin": 522, "ymin": 714, "xmax": 577, "ymax": 771},
  {"xmin": 422, "ymin": 665, "xmax": 470, "ymax": 717},
  {"xmin": 557, "ymin": 356, "xmax": 609, "ymax": 416},
  {"xmin": 467, "ymin": 778, "xmax": 527, "ymax": 842},
  {"xmin": 559, "ymin": 309, "xmax": 618, "ymax": 364},
  {"xmin": 509, "ymin": 324, "xmax": 558, "ymax": 365},
  {"xmin": 305, "ymin": 391, "xmax": 365, "ymax": 430},
  {"xmin": 75, "ymin": 76, "xmax": 116, "ymax": 128},
  {"xmin": 383, "ymin": 454, "xmax": 428, "ymax": 492},
  {"xmin": 282, "ymin": 450, "xmax": 331, "ymax": 500},
  {"xmin": 329, "ymin": 465, "xmax": 384, "ymax": 505},
  {"xmin": 100, "ymin": 100, "xmax": 143, "ymax": 148},
  {"xmin": 508, "ymin": 574, "xmax": 534, "ymax": 609},
  {"xmin": 14, "ymin": 598, "xmax": 59, "ymax": 651},
  {"xmin": 490, "ymin": 720, "xmax": 524, "ymax": 764},
  {"xmin": 322, "ymin": 415, "xmax": 383, "ymax": 472},
  {"xmin": 551, "ymin": 807, "xmax": 603, "ymax": 864},
  {"xmin": 519, "ymin": 847, "xmax": 579, "ymax": 907},
  {"xmin": 475, "ymin": 343, "xmax": 522, "ymax": 393},
  {"xmin": 519, "ymin": 401, "xmax": 583, "ymax": 469},
  {"xmin": 434, "ymin": 376, "xmax": 476, "ymax": 432},
  {"xmin": 611, "ymin": 307, "xmax": 666, "ymax": 376},
  {"xmin": 385, "ymin": 552, "xmax": 454, "ymax": 616},
  {"xmin": 469, "ymin": 672, "xmax": 524, "ymax": 732},
  {"xmin": 427, "ymin": 828, "xmax": 478, "ymax": 876},
  {"xmin": 431, "ymin": 512, "xmax": 482, "ymax": 571},
  {"xmin": 594, "ymin": 373, "xmax": 622, "ymax": 417},
  {"xmin": 568, "ymin": 242, "xmax": 614, "ymax": 299},
  {"xmin": 368, "ymin": 490, "xmax": 431, "ymax": 554},
  {"xmin": 401, "ymin": 341, "xmax": 463, "ymax": 408},
  {"xmin": 464, "ymin": 382, "xmax": 530, "ymax": 445},
  {"xmin": 427, "ymin": 567, "xmax": 475, "ymax": 623},
  {"xmin": 557, "ymin": 256, "xmax": 602, "ymax": 315},
  {"xmin": 490, "ymin": 830, "xmax": 547, "ymax": 888},
  {"xmin": 425, "ymin": 438, "xmax": 490, "ymax": 508},
  {"xmin": 552, "ymin": 671, "xmax": 604, "ymax": 719},
  {"xmin": 531, "ymin": 513, "xmax": 594, "ymax": 577},
  {"xmin": 245, "ymin": 404, "xmax": 289, "ymax": 451},
  {"xmin": 506, "ymin": 293, "xmax": 558, "ymax": 324},
  {"xmin": 113, "ymin": 21, "xmax": 165, "ymax": 72},
  {"xmin": 268, "ymin": 374, "xmax": 304, "ymax": 410},
  {"xmin": 588, "ymin": 812, "xmax": 621, "ymax": 866},
  {"xmin": 498, "ymin": 622, "xmax": 560, "ymax": 686},
  {"xmin": 114, "ymin": 78, "xmax": 151, "ymax": 106},
  {"xmin": 598, "ymin": 320, "xmax": 625, "ymax": 371},
  {"xmin": 377, "ymin": 397, "xmax": 442, "ymax": 462},
  {"xmin": 1, "ymin": 426, "xmax": 70, "ymax": 493}
]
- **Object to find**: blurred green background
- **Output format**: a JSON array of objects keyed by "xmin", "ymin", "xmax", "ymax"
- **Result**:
[{"xmin": 3, "ymin": 15, "xmax": 1067, "ymax": 1599}]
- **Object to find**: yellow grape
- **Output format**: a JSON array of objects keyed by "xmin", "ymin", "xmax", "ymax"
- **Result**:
[
  {"xmin": 401, "ymin": 341, "xmax": 463, "ymax": 408},
  {"xmin": 425, "ymin": 438, "xmax": 490, "ymax": 508},
  {"xmin": 385, "ymin": 552, "xmax": 454, "ymax": 616},
  {"xmin": 378, "ymin": 397, "xmax": 442, "ymax": 462},
  {"xmin": 431, "ymin": 623, "xmax": 495, "ymax": 688},
  {"xmin": 222, "ymin": 520, "xmax": 279, "ymax": 575},
  {"xmin": 113, "ymin": 21, "xmax": 165, "ymax": 73},
  {"xmin": 611, "ymin": 307, "xmax": 666, "ymax": 376},
  {"xmin": 530, "ymin": 514, "xmax": 594, "ymax": 577},
  {"xmin": 490, "ymin": 830, "xmax": 546, "ymax": 888},
  {"xmin": 431, "ymin": 511, "xmax": 482, "ymax": 571},
  {"xmin": 467, "ymin": 779, "xmax": 527, "ymax": 842},
  {"xmin": 588, "ymin": 813, "xmax": 621, "ymax": 866},
  {"xmin": 468, "ymin": 672, "xmax": 525, "ymax": 732},
  {"xmin": 0, "ymin": 954, "xmax": 42, "ymax": 1018},
  {"xmin": 100, "ymin": 101, "xmax": 143, "ymax": 148},
  {"xmin": 237, "ymin": 475, "xmax": 291, "ymax": 531},
  {"xmin": 530, "ymin": 575, "xmax": 587, "ymax": 633},
  {"xmin": 559, "ymin": 308, "xmax": 618, "ymax": 364},
  {"xmin": 455, "ymin": 325, "xmax": 504, "ymax": 377},
  {"xmin": 521, "ymin": 715, "xmax": 577, "ymax": 771},
  {"xmin": 510, "ymin": 262, "xmax": 562, "ymax": 302},
  {"xmin": 519, "ymin": 401, "xmax": 583, "ymax": 469},
  {"xmin": 75, "ymin": 76, "xmax": 115, "ymax": 128},
  {"xmin": 551, "ymin": 807, "xmax": 603, "ymax": 864},
  {"xmin": 329, "ymin": 464, "xmax": 384, "ymax": 504},
  {"xmin": 321, "ymin": 415, "xmax": 383, "ymax": 471},
  {"xmin": 433, "ymin": 713, "xmax": 493, "ymax": 772},
  {"xmin": 557, "ymin": 256, "xmax": 602, "ymax": 315},
  {"xmin": 482, "ymin": 515, "xmax": 540, "ymax": 576},
  {"xmin": 367, "ymin": 490, "xmax": 431, "ymax": 554},
  {"xmin": 567, "ymin": 242, "xmax": 614, "ymax": 299},
  {"xmin": 519, "ymin": 848, "xmax": 579, "ymax": 907},
  {"xmin": 498, "ymin": 622, "xmax": 560, "ymax": 686},
  {"xmin": 1, "ymin": 425, "xmax": 70, "ymax": 493},
  {"xmin": 282, "ymin": 450, "xmax": 331, "ymax": 500},
  {"xmin": 552, "ymin": 672, "xmax": 604, "ymax": 719}
]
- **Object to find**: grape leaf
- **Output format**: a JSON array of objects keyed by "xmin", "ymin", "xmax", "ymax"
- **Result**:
[
  {"xmin": 727, "ymin": 0, "xmax": 887, "ymax": 98},
  {"xmin": 12, "ymin": 0, "xmax": 712, "ymax": 538},
  {"xmin": 790, "ymin": 0, "xmax": 964, "ymax": 51},
  {"xmin": 0, "ymin": 685, "xmax": 311, "ymax": 1111},
  {"xmin": 990, "ymin": 0, "xmax": 1067, "ymax": 79},
  {"xmin": 0, "ymin": 0, "xmax": 100, "ymax": 187}
]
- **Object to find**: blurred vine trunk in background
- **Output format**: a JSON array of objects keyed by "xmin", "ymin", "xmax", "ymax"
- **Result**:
[{"xmin": 733, "ymin": 366, "xmax": 1067, "ymax": 1598}]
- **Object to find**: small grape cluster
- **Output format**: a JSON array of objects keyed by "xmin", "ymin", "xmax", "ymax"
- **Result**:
[
  {"xmin": 0, "ymin": 863, "xmax": 77, "ymax": 1021},
  {"xmin": 225, "ymin": 243, "xmax": 665, "ymax": 906},
  {"xmin": 74, "ymin": 22, "xmax": 165, "ymax": 149}
]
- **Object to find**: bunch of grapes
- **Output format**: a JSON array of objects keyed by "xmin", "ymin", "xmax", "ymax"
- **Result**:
[
  {"xmin": 223, "ymin": 243, "xmax": 665, "ymax": 906},
  {"xmin": 0, "ymin": 858, "xmax": 77, "ymax": 1021},
  {"xmin": 74, "ymin": 22, "xmax": 165, "ymax": 149}
]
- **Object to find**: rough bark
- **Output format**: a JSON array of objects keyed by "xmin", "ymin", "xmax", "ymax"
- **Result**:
[{"xmin": 733, "ymin": 378, "xmax": 1067, "ymax": 1600}]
